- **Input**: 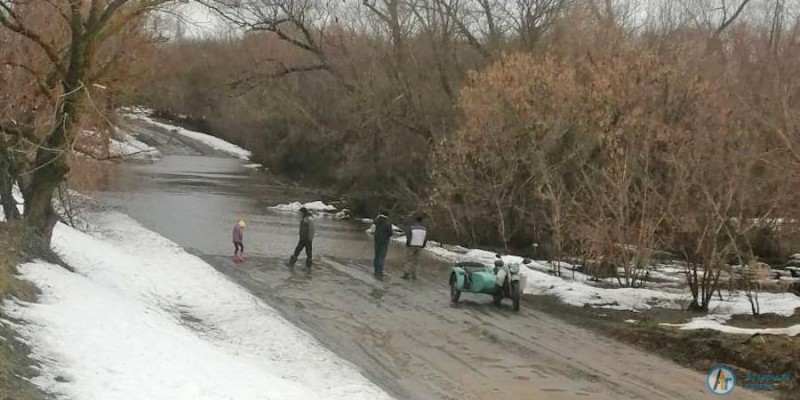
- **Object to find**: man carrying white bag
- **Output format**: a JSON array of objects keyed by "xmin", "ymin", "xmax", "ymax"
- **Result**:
[{"xmin": 402, "ymin": 216, "xmax": 428, "ymax": 280}]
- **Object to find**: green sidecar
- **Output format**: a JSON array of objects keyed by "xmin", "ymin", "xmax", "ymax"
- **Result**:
[{"xmin": 449, "ymin": 260, "xmax": 524, "ymax": 311}]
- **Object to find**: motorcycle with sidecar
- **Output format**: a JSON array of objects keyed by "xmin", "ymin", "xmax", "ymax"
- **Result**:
[{"xmin": 449, "ymin": 256, "xmax": 527, "ymax": 311}]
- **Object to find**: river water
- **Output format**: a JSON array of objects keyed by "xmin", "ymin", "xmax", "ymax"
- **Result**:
[{"xmin": 94, "ymin": 153, "xmax": 383, "ymax": 261}]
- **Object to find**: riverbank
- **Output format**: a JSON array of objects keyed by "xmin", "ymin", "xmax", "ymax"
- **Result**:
[
  {"xmin": 2, "ymin": 205, "xmax": 393, "ymax": 399},
  {"xmin": 524, "ymin": 294, "xmax": 799, "ymax": 399},
  {"xmin": 0, "ymin": 115, "xmax": 394, "ymax": 399}
]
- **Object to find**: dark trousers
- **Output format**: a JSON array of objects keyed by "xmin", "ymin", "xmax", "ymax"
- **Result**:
[
  {"xmin": 374, "ymin": 241, "xmax": 389, "ymax": 275},
  {"xmin": 233, "ymin": 242, "xmax": 244, "ymax": 254},
  {"xmin": 291, "ymin": 239, "xmax": 313, "ymax": 264}
]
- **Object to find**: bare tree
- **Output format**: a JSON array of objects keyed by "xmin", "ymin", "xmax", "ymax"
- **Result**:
[
  {"xmin": 510, "ymin": 0, "xmax": 569, "ymax": 49},
  {"xmin": 201, "ymin": 0, "xmax": 353, "ymax": 87},
  {"xmin": 0, "ymin": 0, "xmax": 179, "ymax": 244}
]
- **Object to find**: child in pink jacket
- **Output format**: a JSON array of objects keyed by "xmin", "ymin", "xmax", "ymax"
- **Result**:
[{"xmin": 233, "ymin": 219, "xmax": 245, "ymax": 259}]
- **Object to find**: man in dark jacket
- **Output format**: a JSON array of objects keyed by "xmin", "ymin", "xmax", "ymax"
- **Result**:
[
  {"xmin": 373, "ymin": 211, "xmax": 393, "ymax": 280},
  {"xmin": 402, "ymin": 216, "xmax": 427, "ymax": 280},
  {"xmin": 289, "ymin": 207, "xmax": 315, "ymax": 268}
]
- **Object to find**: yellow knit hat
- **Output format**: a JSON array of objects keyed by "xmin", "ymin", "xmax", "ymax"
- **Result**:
[{"xmin": 238, "ymin": 219, "xmax": 246, "ymax": 227}]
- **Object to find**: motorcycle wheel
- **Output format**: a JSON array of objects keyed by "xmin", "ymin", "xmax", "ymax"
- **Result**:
[
  {"xmin": 450, "ymin": 273, "xmax": 461, "ymax": 303},
  {"xmin": 511, "ymin": 281, "xmax": 521, "ymax": 311},
  {"xmin": 492, "ymin": 292, "xmax": 503, "ymax": 305}
]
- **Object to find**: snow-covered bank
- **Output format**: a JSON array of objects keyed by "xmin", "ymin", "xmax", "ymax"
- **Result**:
[
  {"xmin": 109, "ymin": 134, "xmax": 160, "ymax": 161},
  {"xmin": 419, "ymin": 239, "xmax": 800, "ymax": 334},
  {"xmin": 122, "ymin": 107, "xmax": 252, "ymax": 161},
  {"xmin": 428, "ymin": 246, "xmax": 683, "ymax": 310},
  {"xmin": 3, "ymin": 211, "xmax": 392, "ymax": 400}
]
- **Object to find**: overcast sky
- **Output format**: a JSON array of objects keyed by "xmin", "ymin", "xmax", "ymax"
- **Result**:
[{"xmin": 174, "ymin": 2, "xmax": 225, "ymax": 37}]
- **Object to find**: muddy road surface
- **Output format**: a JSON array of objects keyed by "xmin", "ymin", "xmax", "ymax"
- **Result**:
[{"xmin": 93, "ymin": 119, "xmax": 769, "ymax": 400}]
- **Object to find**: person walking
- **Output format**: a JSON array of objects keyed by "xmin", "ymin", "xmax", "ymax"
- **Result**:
[
  {"xmin": 402, "ymin": 216, "xmax": 428, "ymax": 280},
  {"xmin": 373, "ymin": 211, "xmax": 393, "ymax": 280},
  {"xmin": 289, "ymin": 207, "xmax": 315, "ymax": 268},
  {"xmin": 232, "ymin": 219, "xmax": 245, "ymax": 262}
]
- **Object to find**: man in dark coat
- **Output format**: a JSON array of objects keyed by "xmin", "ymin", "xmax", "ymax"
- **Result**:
[
  {"xmin": 289, "ymin": 207, "xmax": 315, "ymax": 268},
  {"xmin": 373, "ymin": 211, "xmax": 393, "ymax": 280}
]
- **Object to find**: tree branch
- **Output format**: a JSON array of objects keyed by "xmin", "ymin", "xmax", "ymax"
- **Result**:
[
  {"xmin": 0, "ymin": 3, "xmax": 67, "ymax": 77},
  {"xmin": 226, "ymin": 62, "xmax": 331, "ymax": 89},
  {"xmin": 0, "ymin": 122, "xmax": 39, "ymax": 144},
  {"xmin": 717, "ymin": 0, "xmax": 752, "ymax": 35},
  {"xmin": 1, "ymin": 62, "xmax": 53, "ymax": 96}
]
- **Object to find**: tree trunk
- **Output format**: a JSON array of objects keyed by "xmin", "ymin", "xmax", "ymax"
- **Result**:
[
  {"xmin": 0, "ymin": 134, "xmax": 20, "ymax": 220},
  {"xmin": 23, "ymin": 111, "xmax": 73, "ymax": 246},
  {"xmin": 23, "ymin": 17, "xmax": 88, "ymax": 246},
  {"xmin": 24, "ymin": 89, "xmax": 82, "ymax": 246},
  {"xmin": 0, "ymin": 151, "xmax": 20, "ymax": 221}
]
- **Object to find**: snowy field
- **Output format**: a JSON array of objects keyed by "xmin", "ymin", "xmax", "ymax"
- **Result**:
[{"xmin": 2, "ymin": 211, "xmax": 392, "ymax": 400}]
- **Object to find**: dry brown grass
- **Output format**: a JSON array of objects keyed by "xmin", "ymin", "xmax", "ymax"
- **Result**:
[
  {"xmin": 0, "ymin": 222, "xmax": 37, "ymax": 301},
  {"xmin": 0, "ymin": 222, "xmax": 45, "ymax": 399},
  {"xmin": 0, "ymin": 222, "xmax": 22, "ymax": 298}
]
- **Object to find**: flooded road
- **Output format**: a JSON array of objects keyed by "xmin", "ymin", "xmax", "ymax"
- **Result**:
[{"xmin": 93, "ymin": 120, "xmax": 769, "ymax": 400}]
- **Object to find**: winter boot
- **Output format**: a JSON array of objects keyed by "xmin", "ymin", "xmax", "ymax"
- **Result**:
[
  {"xmin": 401, "ymin": 272, "xmax": 411, "ymax": 280},
  {"xmin": 305, "ymin": 258, "xmax": 313, "ymax": 269},
  {"xmin": 288, "ymin": 255, "xmax": 297, "ymax": 268}
]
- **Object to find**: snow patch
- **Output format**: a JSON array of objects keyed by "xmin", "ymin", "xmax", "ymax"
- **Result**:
[
  {"xmin": 662, "ymin": 317, "xmax": 800, "ymax": 336},
  {"xmin": 422, "ymin": 241, "xmax": 800, "ymax": 316},
  {"xmin": 270, "ymin": 201, "xmax": 337, "ymax": 213},
  {"xmin": 122, "ymin": 107, "xmax": 251, "ymax": 161},
  {"xmin": 109, "ymin": 135, "xmax": 160, "ymax": 161},
  {"xmin": 269, "ymin": 201, "xmax": 351, "ymax": 219},
  {"xmin": 0, "ymin": 185, "xmax": 24, "ymax": 221},
  {"xmin": 334, "ymin": 209, "xmax": 351, "ymax": 219},
  {"xmin": 519, "ymin": 267, "xmax": 683, "ymax": 311},
  {"xmin": 4, "ymin": 211, "xmax": 392, "ymax": 400}
]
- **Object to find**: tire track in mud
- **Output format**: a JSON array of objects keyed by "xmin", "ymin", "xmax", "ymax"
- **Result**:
[{"xmin": 203, "ymin": 254, "xmax": 772, "ymax": 400}]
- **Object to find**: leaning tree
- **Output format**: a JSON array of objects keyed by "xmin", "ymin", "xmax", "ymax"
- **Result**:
[{"xmin": 0, "ymin": 0, "xmax": 180, "ymax": 245}]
